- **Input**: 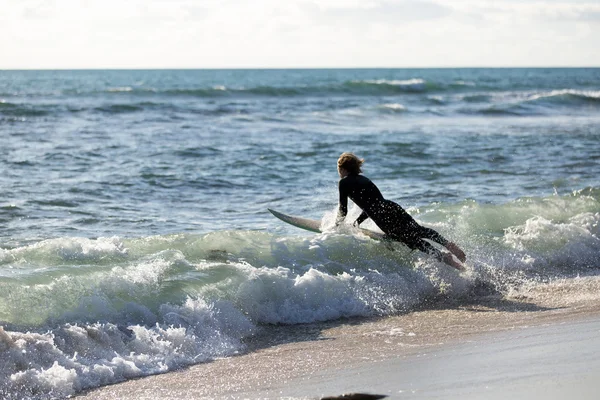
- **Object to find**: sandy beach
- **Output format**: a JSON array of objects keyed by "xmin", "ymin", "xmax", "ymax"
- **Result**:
[{"xmin": 76, "ymin": 276, "xmax": 600, "ymax": 399}]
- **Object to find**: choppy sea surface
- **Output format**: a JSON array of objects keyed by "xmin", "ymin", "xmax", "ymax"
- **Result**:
[{"xmin": 1, "ymin": 68, "xmax": 600, "ymax": 398}]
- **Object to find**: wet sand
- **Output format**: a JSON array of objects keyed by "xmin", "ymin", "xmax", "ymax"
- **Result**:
[{"xmin": 78, "ymin": 276, "xmax": 600, "ymax": 399}]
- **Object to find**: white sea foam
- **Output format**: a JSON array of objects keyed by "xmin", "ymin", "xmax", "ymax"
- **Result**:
[
  {"xmin": 368, "ymin": 78, "xmax": 426, "ymax": 86},
  {"xmin": 379, "ymin": 103, "xmax": 407, "ymax": 112},
  {"xmin": 504, "ymin": 212, "xmax": 600, "ymax": 269},
  {"xmin": 1, "ymin": 192, "xmax": 600, "ymax": 398},
  {"xmin": 0, "ymin": 236, "xmax": 128, "ymax": 267},
  {"xmin": 107, "ymin": 87, "xmax": 133, "ymax": 92},
  {"xmin": 0, "ymin": 298, "xmax": 254, "ymax": 399},
  {"xmin": 361, "ymin": 78, "xmax": 427, "ymax": 91},
  {"xmin": 0, "ymin": 228, "xmax": 473, "ymax": 398},
  {"xmin": 527, "ymin": 89, "xmax": 600, "ymax": 102}
]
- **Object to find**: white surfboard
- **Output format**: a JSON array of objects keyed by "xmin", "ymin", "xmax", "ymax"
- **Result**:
[{"xmin": 268, "ymin": 208, "xmax": 387, "ymax": 241}]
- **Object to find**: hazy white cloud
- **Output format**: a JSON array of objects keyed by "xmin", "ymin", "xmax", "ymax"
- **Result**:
[
  {"xmin": 0, "ymin": 0, "xmax": 598, "ymax": 68},
  {"xmin": 318, "ymin": 0, "xmax": 452, "ymax": 22},
  {"xmin": 448, "ymin": 0, "xmax": 600, "ymax": 21}
]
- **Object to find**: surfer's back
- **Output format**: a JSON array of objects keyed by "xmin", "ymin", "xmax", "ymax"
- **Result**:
[{"xmin": 339, "ymin": 174, "xmax": 385, "ymax": 214}]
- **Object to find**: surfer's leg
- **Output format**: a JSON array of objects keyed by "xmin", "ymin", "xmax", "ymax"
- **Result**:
[
  {"xmin": 387, "ymin": 227, "xmax": 464, "ymax": 270},
  {"xmin": 385, "ymin": 210, "xmax": 466, "ymax": 269},
  {"xmin": 418, "ymin": 226, "xmax": 448, "ymax": 246},
  {"xmin": 445, "ymin": 242, "xmax": 466, "ymax": 263},
  {"xmin": 441, "ymin": 252, "xmax": 466, "ymax": 271},
  {"xmin": 381, "ymin": 204, "xmax": 465, "ymax": 265},
  {"xmin": 418, "ymin": 226, "xmax": 466, "ymax": 262},
  {"xmin": 413, "ymin": 239, "xmax": 464, "ymax": 270},
  {"xmin": 412, "ymin": 239, "xmax": 442, "ymax": 259}
]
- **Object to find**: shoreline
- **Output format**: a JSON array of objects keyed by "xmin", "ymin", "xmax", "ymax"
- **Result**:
[{"xmin": 77, "ymin": 276, "xmax": 600, "ymax": 399}]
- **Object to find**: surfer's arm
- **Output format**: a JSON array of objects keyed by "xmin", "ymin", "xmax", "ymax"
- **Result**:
[
  {"xmin": 354, "ymin": 211, "xmax": 369, "ymax": 226},
  {"xmin": 337, "ymin": 180, "xmax": 348, "ymax": 224}
]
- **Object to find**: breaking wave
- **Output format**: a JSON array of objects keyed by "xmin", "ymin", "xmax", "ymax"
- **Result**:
[{"xmin": 1, "ymin": 189, "xmax": 599, "ymax": 398}]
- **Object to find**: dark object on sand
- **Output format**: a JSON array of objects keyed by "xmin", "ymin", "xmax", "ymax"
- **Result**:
[{"xmin": 321, "ymin": 393, "xmax": 387, "ymax": 400}]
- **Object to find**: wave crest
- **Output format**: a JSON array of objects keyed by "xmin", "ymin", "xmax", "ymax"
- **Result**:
[{"xmin": 2, "ymin": 189, "xmax": 600, "ymax": 398}]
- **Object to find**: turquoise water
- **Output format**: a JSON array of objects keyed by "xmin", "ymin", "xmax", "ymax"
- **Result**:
[{"xmin": 1, "ymin": 68, "xmax": 600, "ymax": 398}]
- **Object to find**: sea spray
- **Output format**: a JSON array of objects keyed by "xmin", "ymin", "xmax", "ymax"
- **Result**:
[
  {"xmin": 0, "ymin": 299, "xmax": 254, "ymax": 399},
  {"xmin": 2, "ymin": 190, "xmax": 600, "ymax": 397}
]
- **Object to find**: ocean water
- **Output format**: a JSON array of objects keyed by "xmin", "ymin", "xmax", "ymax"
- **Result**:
[{"xmin": 1, "ymin": 68, "xmax": 600, "ymax": 398}]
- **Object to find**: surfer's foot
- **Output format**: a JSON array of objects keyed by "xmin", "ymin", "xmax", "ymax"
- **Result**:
[
  {"xmin": 446, "ymin": 242, "xmax": 466, "ymax": 263},
  {"xmin": 442, "ymin": 253, "xmax": 465, "ymax": 271}
]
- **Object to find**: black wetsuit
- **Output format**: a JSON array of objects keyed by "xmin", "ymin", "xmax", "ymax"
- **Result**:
[{"xmin": 338, "ymin": 173, "xmax": 449, "ymax": 259}]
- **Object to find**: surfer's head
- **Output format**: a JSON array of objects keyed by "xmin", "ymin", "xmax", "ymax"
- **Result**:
[{"xmin": 337, "ymin": 152, "xmax": 364, "ymax": 176}]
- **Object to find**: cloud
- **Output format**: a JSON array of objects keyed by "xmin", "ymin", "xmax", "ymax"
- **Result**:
[
  {"xmin": 20, "ymin": 1, "xmax": 57, "ymax": 19},
  {"xmin": 444, "ymin": 0, "xmax": 600, "ymax": 23},
  {"xmin": 1, "ymin": 0, "xmax": 599, "ymax": 68},
  {"xmin": 316, "ymin": 0, "xmax": 452, "ymax": 23}
]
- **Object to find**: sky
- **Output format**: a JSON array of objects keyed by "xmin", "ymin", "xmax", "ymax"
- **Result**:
[{"xmin": 1, "ymin": 0, "xmax": 599, "ymax": 69}]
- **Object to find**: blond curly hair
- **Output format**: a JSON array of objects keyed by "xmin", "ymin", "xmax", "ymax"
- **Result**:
[{"xmin": 337, "ymin": 152, "xmax": 364, "ymax": 175}]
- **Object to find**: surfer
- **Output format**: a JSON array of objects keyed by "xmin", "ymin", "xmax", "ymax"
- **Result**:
[{"xmin": 336, "ymin": 152, "xmax": 466, "ymax": 270}]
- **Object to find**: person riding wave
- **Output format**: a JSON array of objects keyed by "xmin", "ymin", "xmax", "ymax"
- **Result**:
[{"xmin": 336, "ymin": 152, "xmax": 466, "ymax": 270}]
